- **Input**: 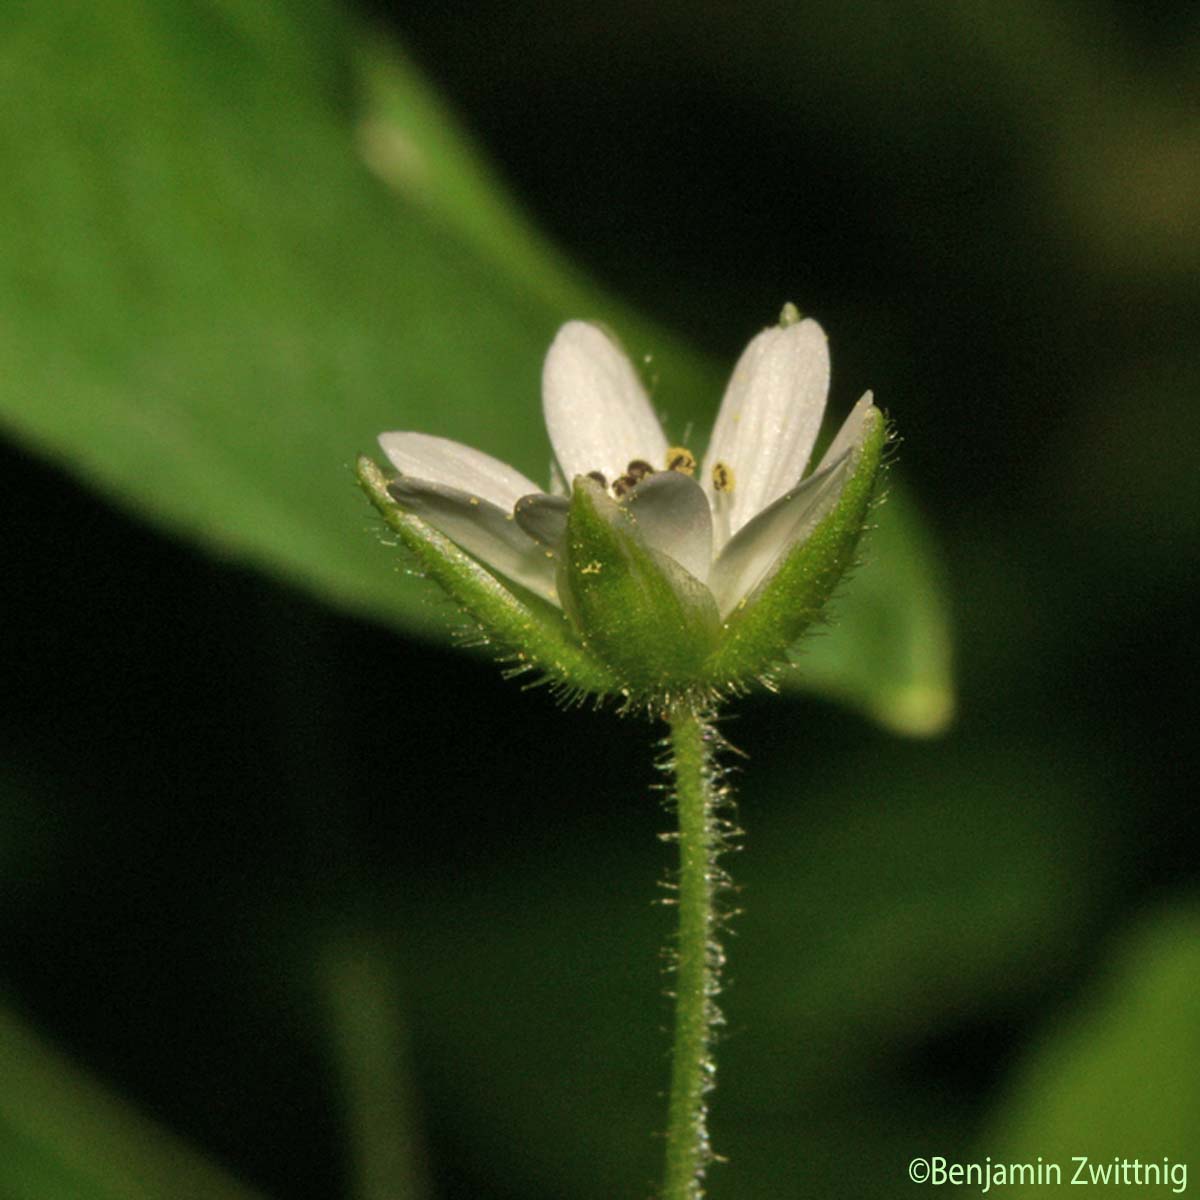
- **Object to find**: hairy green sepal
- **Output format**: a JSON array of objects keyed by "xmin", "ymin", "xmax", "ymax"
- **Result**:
[
  {"xmin": 357, "ymin": 457, "xmax": 617, "ymax": 696},
  {"xmin": 705, "ymin": 408, "xmax": 888, "ymax": 682},
  {"xmin": 360, "ymin": 410, "xmax": 885, "ymax": 702},
  {"xmin": 560, "ymin": 477, "xmax": 721, "ymax": 694}
]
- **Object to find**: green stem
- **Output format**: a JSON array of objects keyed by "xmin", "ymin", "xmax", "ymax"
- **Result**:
[{"xmin": 661, "ymin": 700, "xmax": 725, "ymax": 1200}]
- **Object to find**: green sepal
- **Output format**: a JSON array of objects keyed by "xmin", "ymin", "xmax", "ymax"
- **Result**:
[
  {"xmin": 560, "ymin": 477, "xmax": 721, "ymax": 694},
  {"xmin": 705, "ymin": 407, "xmax": 888, "ymax": 683},
  {"xmin": 356, "ymin": 456, "xmax": 618, "ymax": 697}
]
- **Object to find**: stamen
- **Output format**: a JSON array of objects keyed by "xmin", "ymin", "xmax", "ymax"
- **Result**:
[
  {"xmin": 612, "ymin": 474, "xmax": 636, "ymax": 498},
  {"xmin": 666, "ymin": 447, "xmax": 696, "ymax": 475},
  {"xmin": 587, "ymin": 470, "xmax": 607, "ymax": 487},
  {"xmin": 626, "ymin": 459, "xmax": 654, "ymax": 482},
  {"xmin": 712, "ymin": 461, "xmax": 735, "ymax": 493}
]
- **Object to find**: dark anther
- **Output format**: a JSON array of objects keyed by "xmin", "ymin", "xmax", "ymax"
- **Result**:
[
  {"xmin": 587, "ymin": 470, "xmax": 607, "ymax": 487},
  {"xmin": 612, "ymin": 474, "xmax": 635, "ymax": 497},
  {"xmin": 666, "ymin": 447, "xmax": 697, "ymax": 475},
  {"xmin": 626, "ymin": 459, "xmax": 654, "ymax": 482}
]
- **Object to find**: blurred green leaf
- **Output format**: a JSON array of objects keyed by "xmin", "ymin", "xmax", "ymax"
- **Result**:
[
  {"xmin": 984, "ymin": 905, "xmax": 1200, "ymax": 1196},
  {"xmin": 790, "ymin": 485, "xmax": 954, "ymax": 735},
  {"xmin": 0, "ymin": 1006, "xmax": 267, "ymax": 1200},
  {"xmin": 318, "ymin": 934, "xmax": 431, "ymax": 1200},
  {"xmin": 0, "ymin": 0, "xmax": 950, "ymax": 731}
]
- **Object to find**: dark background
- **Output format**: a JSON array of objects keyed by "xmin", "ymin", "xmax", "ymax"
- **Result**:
[{"xmin": 2, "ymin": 1, "xmax": 1198, "ymax": 1197}]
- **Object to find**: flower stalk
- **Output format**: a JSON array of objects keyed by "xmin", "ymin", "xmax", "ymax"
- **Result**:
[
  {"xmin": 358, "ymin": 306, "xmax": 891, "ymax": 1197},
  {"xmin": 662, "ymin": 701, "xmax": 731, "ymax": 1200}
]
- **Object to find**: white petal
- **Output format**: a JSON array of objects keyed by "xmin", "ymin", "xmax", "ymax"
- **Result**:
[
  {"xmin": 379, "ymin": 432, "xmax": 541, "ymax": 510},
  {"xmin": 708, "ymin": 395, "xmax": 879, "ymax": 615},
  {"xmin": 514, "ymin": 493, "xmax": 569, "ymax": 547},
  {"xmin": 542, "ymin": 321, "xmax": 668, "ymax": 486},
  {"xmin": 701, "ymin": 317, "xmax": 830, "ymax": 545},
  {"xmin": 387, "ymin": 477, "xmax": 559, "ymax": 604},
  {"xmin": 707, "ymin": 453, "xmax": 851, "ymax": 618},
  {"xmin": 623, "ymin": 471, "xmax": 714, "ymax": 584}
]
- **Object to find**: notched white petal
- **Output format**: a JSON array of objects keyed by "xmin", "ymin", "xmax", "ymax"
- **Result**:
[
  {"xmin": 514, "ymin": 493, "xmax": 569, "ymax": 548},
  {"xmin": 388, "ymin": 477, "xmax": 558, "ymax": 603},
  {"xmin": 542, "ymin": 321, "xmax": 668, "ymax": 486},
  {"xmin": 379, "ymin": 432, "xmax": 541, "ymax": 510},
  {"xmin": 623, "ymin": 471, "xmax": 714, "ymax": 585},
  {"xmin": 701, "ymin": 317, "xmax": 831, "ymax": 542}
]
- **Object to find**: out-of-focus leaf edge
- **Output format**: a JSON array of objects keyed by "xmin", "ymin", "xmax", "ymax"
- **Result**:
[
  {"xmin": 354, "ymin": 36, "xmax": 956, "ymax": 735},
  {"xmin": 0, "ymin": 13, "xmax": 954, "ymax": 739},
  {"xmin": 0, "ymin": 1006, "xmax": 269, "ymax": 1200},
  {"xmin": 780, "ymin": 482, "xmax": 955, "ymax": 737}
]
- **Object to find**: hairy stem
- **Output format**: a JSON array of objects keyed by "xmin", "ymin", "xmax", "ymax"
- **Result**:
[{"xmin": 661, "ymin": 700, "xmax": 727, "ymax": 1200}]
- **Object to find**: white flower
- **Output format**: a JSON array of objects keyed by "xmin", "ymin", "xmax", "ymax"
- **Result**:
[{"xmin": 379, "ymin": 311, "xmax": 878, "ymax": 619}]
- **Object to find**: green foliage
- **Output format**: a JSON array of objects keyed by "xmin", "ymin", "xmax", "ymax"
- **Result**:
[
  {"xmin": 0, "ymin": 1007, "xmax": 267, "ymax": 1200},
  {"xmin": 796, "ymin": 484, "xmax": 954, "ymax": 735},
  {"xmin": 11, "ymin": 0, "xmax": 1190, "ymax": 1198},
  {"xmin": 319, "ymin": 935, "xmax": 431, "ymax": 1200},
  {"xmin": 0, "ymin": 0, "xmax": 950, "ymax": 734},
  {"xmin": 984, "ymin": 907, "xmax": 1200, "ymax": 1196}
]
